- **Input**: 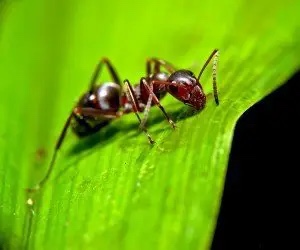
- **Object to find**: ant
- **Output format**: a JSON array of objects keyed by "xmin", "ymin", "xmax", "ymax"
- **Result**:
[
  {"xmin": 26, "ymin": 49, "xmax": 219, "ymax": 198},
  {"xmin": 124, "ymin": 49, "xmax": 219, "ymax": 131}
]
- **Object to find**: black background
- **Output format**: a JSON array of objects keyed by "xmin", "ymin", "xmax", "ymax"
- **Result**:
[{"xmin": 211, "ymin": 71, "xmax": 300, "ymax": 249}]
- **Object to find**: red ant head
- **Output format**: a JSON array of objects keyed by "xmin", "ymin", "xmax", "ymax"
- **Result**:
[{"xmin": 167, "ymin": 70, "xmax": 206, "ymax": 110}]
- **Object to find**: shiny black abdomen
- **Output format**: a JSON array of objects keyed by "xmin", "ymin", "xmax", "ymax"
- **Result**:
[{"xmin": 71, "ymin": 82, "xmax": 121, "ymax": 137}]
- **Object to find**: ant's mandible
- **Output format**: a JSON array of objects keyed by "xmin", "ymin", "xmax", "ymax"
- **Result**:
[{"xmin": 26, "ymin": 49, "xmax": 219, "ymax": 197}]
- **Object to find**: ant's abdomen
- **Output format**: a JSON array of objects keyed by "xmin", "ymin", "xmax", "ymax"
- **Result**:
[
  {"xmin": 95, "ymin": 83, "xmax": 121, "ymax": 111},
  {"xmin": 71, "ymin": 115, "xmax": 110, "ymax": 137},
  {"xmin": 71, "ymin": 82, "xmax": 121, "ymax": 137},
  {"xmin": 77, "ymin": 83, "xmax": 121, "ymax": 112}
]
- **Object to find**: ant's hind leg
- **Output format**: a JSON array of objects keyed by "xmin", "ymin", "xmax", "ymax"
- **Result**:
[
  {"xmin": 146, "ymin": 58, "xmax": 177, "ymax": 76},
  {"xmin": 89, "ymin": 58, "xmax": 121, "ymax": 90},
  {"xmin": 26, "ymin": 112, "xmax": 73, "ymax": 194},
  {"xmin": 26, "ymin": 111, "xmax": 74, "ymax": 209}
]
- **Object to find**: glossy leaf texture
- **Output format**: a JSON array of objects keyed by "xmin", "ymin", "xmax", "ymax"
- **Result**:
[{"xmin": 0, "ymin": 0, "xmax": 299, "ymax": 249}]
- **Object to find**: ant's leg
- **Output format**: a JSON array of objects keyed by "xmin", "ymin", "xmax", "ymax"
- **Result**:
[
  {"xmin": 25, "ymin": 106, "xmax": 120, "ymax": 202},
  {"xmin": 73, "ymin": 107, "xmax": 123, "ymax": 119},
  {"xmin": 197, "ymin": 49, "xmax": 219, "ymax": 105},
  {"xmin": 146, "ymin": 58, "xmax": 176, "ymax": 76},
  {"xmin": 140, "ymin": 78, "xmax": 176, "ymax": 129},
  {"xmin": 123, "ymin": 79, "xmax": 155, "ymax": 144},
  {"xmin": 26, "ymin": 112, "xmax": 74, "ymax": 194},
  {"xmin": 143, "ymin": 59, "xmax": 176, "ymax": 125},
  {"xmin": 140, "ymin": 80, "xmax": 154, "ymax": 129},
  {"xmin": 89, "ymin": 57, "xmax": 121, "ymax": 90}
]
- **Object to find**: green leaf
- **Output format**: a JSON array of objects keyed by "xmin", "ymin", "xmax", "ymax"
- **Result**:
[{"xmin": 0, "ymin": 0, "xmax": 299, "ymax": 249}]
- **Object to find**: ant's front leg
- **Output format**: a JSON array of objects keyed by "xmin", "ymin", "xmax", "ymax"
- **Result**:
[
  {"xmin": 140, "ymin": 78, "xmax": 176, "ymax": 129},
  {"xmin": 139, "ymin": 79, "xmax": 154, "ymax": 129},
  {"xmin": 123, "ymin": 79, "xmax": 155, "ymax": 144}
]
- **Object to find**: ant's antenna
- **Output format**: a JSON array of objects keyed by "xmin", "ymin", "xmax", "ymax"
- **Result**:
[{"xmin": 197, "ymin": 49, "xmax": 219, "ymax": 105}]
